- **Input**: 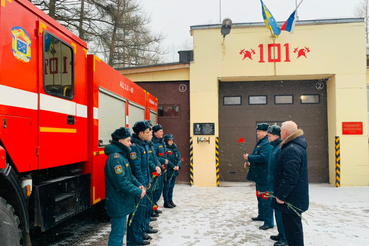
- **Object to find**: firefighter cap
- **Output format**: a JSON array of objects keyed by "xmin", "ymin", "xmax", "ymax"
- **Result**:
[
  {"xmin": 164, "ymin": 134, "xmax": 174, "ymax": 141},
  {"xmin": 267, "ymin": 125, "xmax": 281, "ymax": 136},
  {"xmin": 152, "ymin": 124, "xmax": 163, "ymax": 133},
  {"xmin": 133, "ymin": 121, "xmax": 151, "ymax": 134},
  {"xmin": 256, "ymin": 123, "xmax": 269, "ymax": 131},
  {"xmin": 111, "ymin": 127, "xmax": 131, "ymax": 141}
]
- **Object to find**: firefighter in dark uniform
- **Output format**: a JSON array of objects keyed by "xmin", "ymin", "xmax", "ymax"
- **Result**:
[
  {"xmin": 152, "ymin": 124, "xmax": 172, "ymax": 208},
  {"xmin": 143, "ymin": 123, "xmax": 162, "ymax": 241},
  {"xmin": 126, "ymin": 121, "xmax": 155, "ymax": 246},
  {"xmin": 244, "ymin": 123, "xmax": 273, "ymax": 230},
  {"xmin": 163, "ymin": 134, "xmax": 181, "ymax": 208},
  {"xmin": 267, "ymin": 125, "xmax": 288, "ymax": 246},
  {"xmin": 104, "ymin": 127, "xmax": 146, "ymax": 246}
]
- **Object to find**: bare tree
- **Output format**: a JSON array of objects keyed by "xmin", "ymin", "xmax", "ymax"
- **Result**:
[
  {"xmin": 354, "ymin": 0, "xmax": 369, "ymax": 43},
  {"xmin": 32, "ymin": 0, "xmax": 166, "ymax": 67},
  {"xmin": 92, "ymin": 0, "xmax": 165, "ymax": 68}
]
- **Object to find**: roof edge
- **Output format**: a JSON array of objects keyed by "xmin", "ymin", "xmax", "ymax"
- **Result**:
[{"xmin": 190, "ymin": 18, "xmax": 364, "ymax": 30}]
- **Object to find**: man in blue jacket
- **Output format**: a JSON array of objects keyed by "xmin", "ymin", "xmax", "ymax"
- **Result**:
[
  {"xmin": 271, "ymin": 121, "xmax": 309, "ymax": 246},
  {"xmin": 104, "ymin": 127, "xmax": 146, "ymax": 246},
  {"xmin": 127, "ymin": 121, "xmax": 154, "ymax": 246},
  {"xmin": 244, "ymin": 123, "xmax": 273, "ymax": 229},
  {"xmin": 266, "ymin": 125, "xmax": 287, "ymax": 246}
]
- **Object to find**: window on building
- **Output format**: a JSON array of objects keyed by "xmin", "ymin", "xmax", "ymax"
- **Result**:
[
  {"xmin": 43, "ymin": 32, "xmax": 74, "ymax": 99},
  {"xmin": 249, "ymin": 95, "xmax": 267, "ymax": 105},
  {"xmin": 224, "ymin": 96, "xmax": 242, "ymax": 106},
  {"xmin": 300, "ymin": 94, "xmax": 320, "ymax": 104},
  {"xmin": 158, "ymin": 105, "xmax": 179, "ymax": 117},
  {"xmin": 275, "ymin": 95, "xmax": 294, "ymax": 104}
]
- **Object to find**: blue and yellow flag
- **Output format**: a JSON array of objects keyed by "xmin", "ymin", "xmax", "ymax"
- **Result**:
[{"xmin": 260, "ymin": 0, "xmax": 281, "ymax": 37}]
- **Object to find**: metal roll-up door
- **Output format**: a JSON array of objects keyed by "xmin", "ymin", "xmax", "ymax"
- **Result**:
[
  {"xmin": 98, "ymin": 88, "xmax": 126, "ymax": 145},
  {"xmin": 128, "ymin": 103, "xmax": 145, "ymax": 132},
  {"xmin": 150, "ymin": 110, "xmax": 158, "ymax": 125}
]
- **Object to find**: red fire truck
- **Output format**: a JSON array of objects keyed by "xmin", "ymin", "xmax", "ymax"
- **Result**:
[{"xmin": 0, "ymin": 0, "xmax": 158, "ymax": 245}]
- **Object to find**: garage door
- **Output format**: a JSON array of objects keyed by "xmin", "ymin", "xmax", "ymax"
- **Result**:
[
  {"xmin": 128, "ymin": 102, "xmax": 145, "ymax": 132},
  {"xmin": 98, "ymin": 88, "xmax": 126, "ymax": 146},
  {"xmin": 219, "ymin": 80, "xmax": 328, "ymax": 183}
]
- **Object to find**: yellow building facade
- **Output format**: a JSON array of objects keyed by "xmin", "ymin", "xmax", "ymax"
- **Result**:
[{"xmin": 121, "ymin": 18, "xmax": 369, "ymax": 187}]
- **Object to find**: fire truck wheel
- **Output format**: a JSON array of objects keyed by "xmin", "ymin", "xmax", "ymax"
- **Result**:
[{"xmin": 0, "ymin": 197, "xmax": 22, "ymax": 246}]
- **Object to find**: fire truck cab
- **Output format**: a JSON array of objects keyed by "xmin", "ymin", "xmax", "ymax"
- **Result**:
[{"xmin": 0, "ymin": 1, "xmax": 158, "ymax": 245}]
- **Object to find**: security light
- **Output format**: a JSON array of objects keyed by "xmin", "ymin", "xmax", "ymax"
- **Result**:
[{"xmin": 221, "ymin": 18, "xmax": 232, "ymax": 38}]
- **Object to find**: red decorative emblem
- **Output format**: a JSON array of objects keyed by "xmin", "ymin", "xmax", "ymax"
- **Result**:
[
  {"xmin": 294, "ymin": 47, "xmax": 310, "ymax": 59},
  {"xmin": 239, "ymin": 48, "xmax": 256, "ymax": 60}
]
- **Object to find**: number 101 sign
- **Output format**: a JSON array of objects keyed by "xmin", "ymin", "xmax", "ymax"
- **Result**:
[{"xmin": 239, "ymin": 43, "xmax": 311, "ymax": 63}]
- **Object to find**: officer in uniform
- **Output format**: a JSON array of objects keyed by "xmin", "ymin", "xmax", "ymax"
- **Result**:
[
  {"xmin": 144, "ymin": 123, "xmax": 162, "ymax": 240},
  {"xmin": 163, "ymin": 134, "xmax": 181, "ymax": 208},
  {"xmin": 152, "ymin": 124, "xmax": 173, "ymax": 208},
  {"xmin": 244, "ymin": 123, "xmax": 273, "ymax": 229},
  {"xmin": 126, "ymin": 121, "xmax": 155, "ymax": 246},
  {"xmin": 266, "ymin": 125, "xmax": 288, "ymax": 246},
  {"xmin": 104, "ymin": 127, "xmax": 146, "ymax": 246}
]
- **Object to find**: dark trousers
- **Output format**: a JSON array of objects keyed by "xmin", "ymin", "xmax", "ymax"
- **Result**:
[
  {"xmin": 275, "ymin": 210, "xmax": 287, "ymax": 243},
  {"xmin": 255, "ymin": 183, "xmax": 274, "ymax": 227},
  {"xmin": 108, "ymin": 216, "xmax": 127, "ymax": 246},
  {"xmin": 282, "ymin": 212, "xmax": 304, "ymax": 246},
  {"xmin": 127, "ymin": 198, "xmax": 146, "ymax": 246},
  {"xmin": 145, "ymin": 189, "xmax": 154, "ymax": 230},
  {"xmin": 154, "ymin": 174, "xmax": 164, "ymax": 203},
  {"xmin": 163, "ymin": 175, "xmax": 176, "ymax": 203}
]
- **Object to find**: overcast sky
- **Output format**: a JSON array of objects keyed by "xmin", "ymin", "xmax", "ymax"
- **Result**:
[{"xmin": 138, "ymin": 0, "xmax": 364, "ymax": 62}]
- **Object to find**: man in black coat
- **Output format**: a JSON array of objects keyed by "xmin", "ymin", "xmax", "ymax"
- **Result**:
[{"xmin": 271, "ymin": 121, "xmax": 309, "ymax": 246}]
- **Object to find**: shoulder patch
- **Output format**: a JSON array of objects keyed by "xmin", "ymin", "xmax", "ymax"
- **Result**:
[
  {"xmin": 143, "ymin": 151, "xmax": 146, "ymax": 154},
  {"xmin": 114, "ymin": 153, "xmax": 120, "ymax": 158},
  {"xmin": 149, "ymin": 150, "xmax": 153, "ymax": 153},
  {"xmin": 130, "ymin": 152, "xmax": 137, "ymax": 160},
  {"xmin": 257, "ymin": 146, "xmax": 260, "ymax": 148},
  {"xmin": 126, "ymin": 163, "xmax": 129, "ymax": 167},
  {"xmin": 114, "ymin": 165, "xmax": 123, "ymax": 175},
  {"xmin": 159, "ymin": 145, "xmax": 163, "ymax": 148}
]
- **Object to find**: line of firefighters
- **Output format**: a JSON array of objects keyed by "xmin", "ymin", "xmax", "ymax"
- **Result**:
[{"xmin": 104, "ymin": 121, "xmax": 182, "ymax": 246}]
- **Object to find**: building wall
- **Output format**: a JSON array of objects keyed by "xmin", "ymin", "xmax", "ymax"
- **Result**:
[
  {"xmin": 121, "ymin": 67, "xmax": 189, "ymax": 82},
  {"xmin": 190, "ymin": 20, "xmax": 369, "ymax": 187}
]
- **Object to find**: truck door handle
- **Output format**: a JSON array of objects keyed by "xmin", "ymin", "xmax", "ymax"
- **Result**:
[{"xmin": 67, "ymin": 115, "xmax": 75, "ymax": 125}]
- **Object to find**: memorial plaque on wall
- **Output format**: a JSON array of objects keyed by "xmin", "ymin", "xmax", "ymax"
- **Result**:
[{"xmin": 193, "ymin": 123, "xmax": 215, "ymax": 135}]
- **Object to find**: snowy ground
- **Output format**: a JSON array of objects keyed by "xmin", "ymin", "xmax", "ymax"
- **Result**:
[{"xmin": 74, "ymin": 183, "xmax": 369, "ymax": 246}]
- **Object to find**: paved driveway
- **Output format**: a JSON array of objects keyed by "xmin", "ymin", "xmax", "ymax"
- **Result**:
[{"xmin": 74, "ymin": 183, "xmax": 369, "ymax": 246}]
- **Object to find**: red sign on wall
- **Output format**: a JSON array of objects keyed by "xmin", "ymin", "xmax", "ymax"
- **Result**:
[
  {"xmin": 239, "ymin": 43, "xmax": 311, "ymax": 63},
  {"xmin": 342, "ymin": 122, "xmax": 363, "ymax": 135}
]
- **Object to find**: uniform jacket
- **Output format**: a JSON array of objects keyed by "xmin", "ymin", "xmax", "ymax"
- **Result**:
[
  {"xmin": 129, "ymin": 134, "xmax": 150, "ymax": 187},
  {"xmin": 152, "ymin": 135, "xmax": 175, "ymax": 169},
  {"xmin": 267, "ymin": 138, "xmax": 282, "ymax": 184},
  {"xmin": 104, "ymin": 141, "xmax": 142, "ymax": 218},
  {"xmin": 271, "ymin": 130, "xmax": 309, "ymax": 214},
  {"xmin": 147, "ymin": 141, "xmax": 161, "ymax": 190},
  {"xmin": 246, "ymin": 135, "xmax": 273, "ymax": 184},
  {"xmin": 165, "ymin": 143, "xmax": 182, "ymax": 179}
]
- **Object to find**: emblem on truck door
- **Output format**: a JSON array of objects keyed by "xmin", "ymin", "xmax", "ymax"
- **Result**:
[{"xmin": 11, "ymin": 26, "xmax": 32, "ymax": 63}]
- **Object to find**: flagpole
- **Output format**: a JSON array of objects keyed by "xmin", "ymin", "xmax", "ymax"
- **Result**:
[
  {"xmin": 295, "ymin": 0, "xmax": 304, "ymax": 20},
  {"xmin": 268, "ymin": 29, "xmax": 277, "ymax": 76},
  {"xmin": 219, "ymin": 0, "xmax": 222, "ymax": 23}
]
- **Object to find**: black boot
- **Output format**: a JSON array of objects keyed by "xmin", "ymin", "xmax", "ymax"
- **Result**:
[
  {"xmin": 143, "ymin": 234, "xmax": 152, "ymax": 240},
  {"xmin": 164, "ymin": 202, "xmax": 174, "ymax": 208},
  {"xmin": 169, "ymin": 200, "xmax": 176, "ymax": 207}
]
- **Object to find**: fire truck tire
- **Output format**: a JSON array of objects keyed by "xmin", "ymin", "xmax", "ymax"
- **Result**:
[{"xmin": 0, "ymin": 197, "xmax": 22, "ymax": 246}]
